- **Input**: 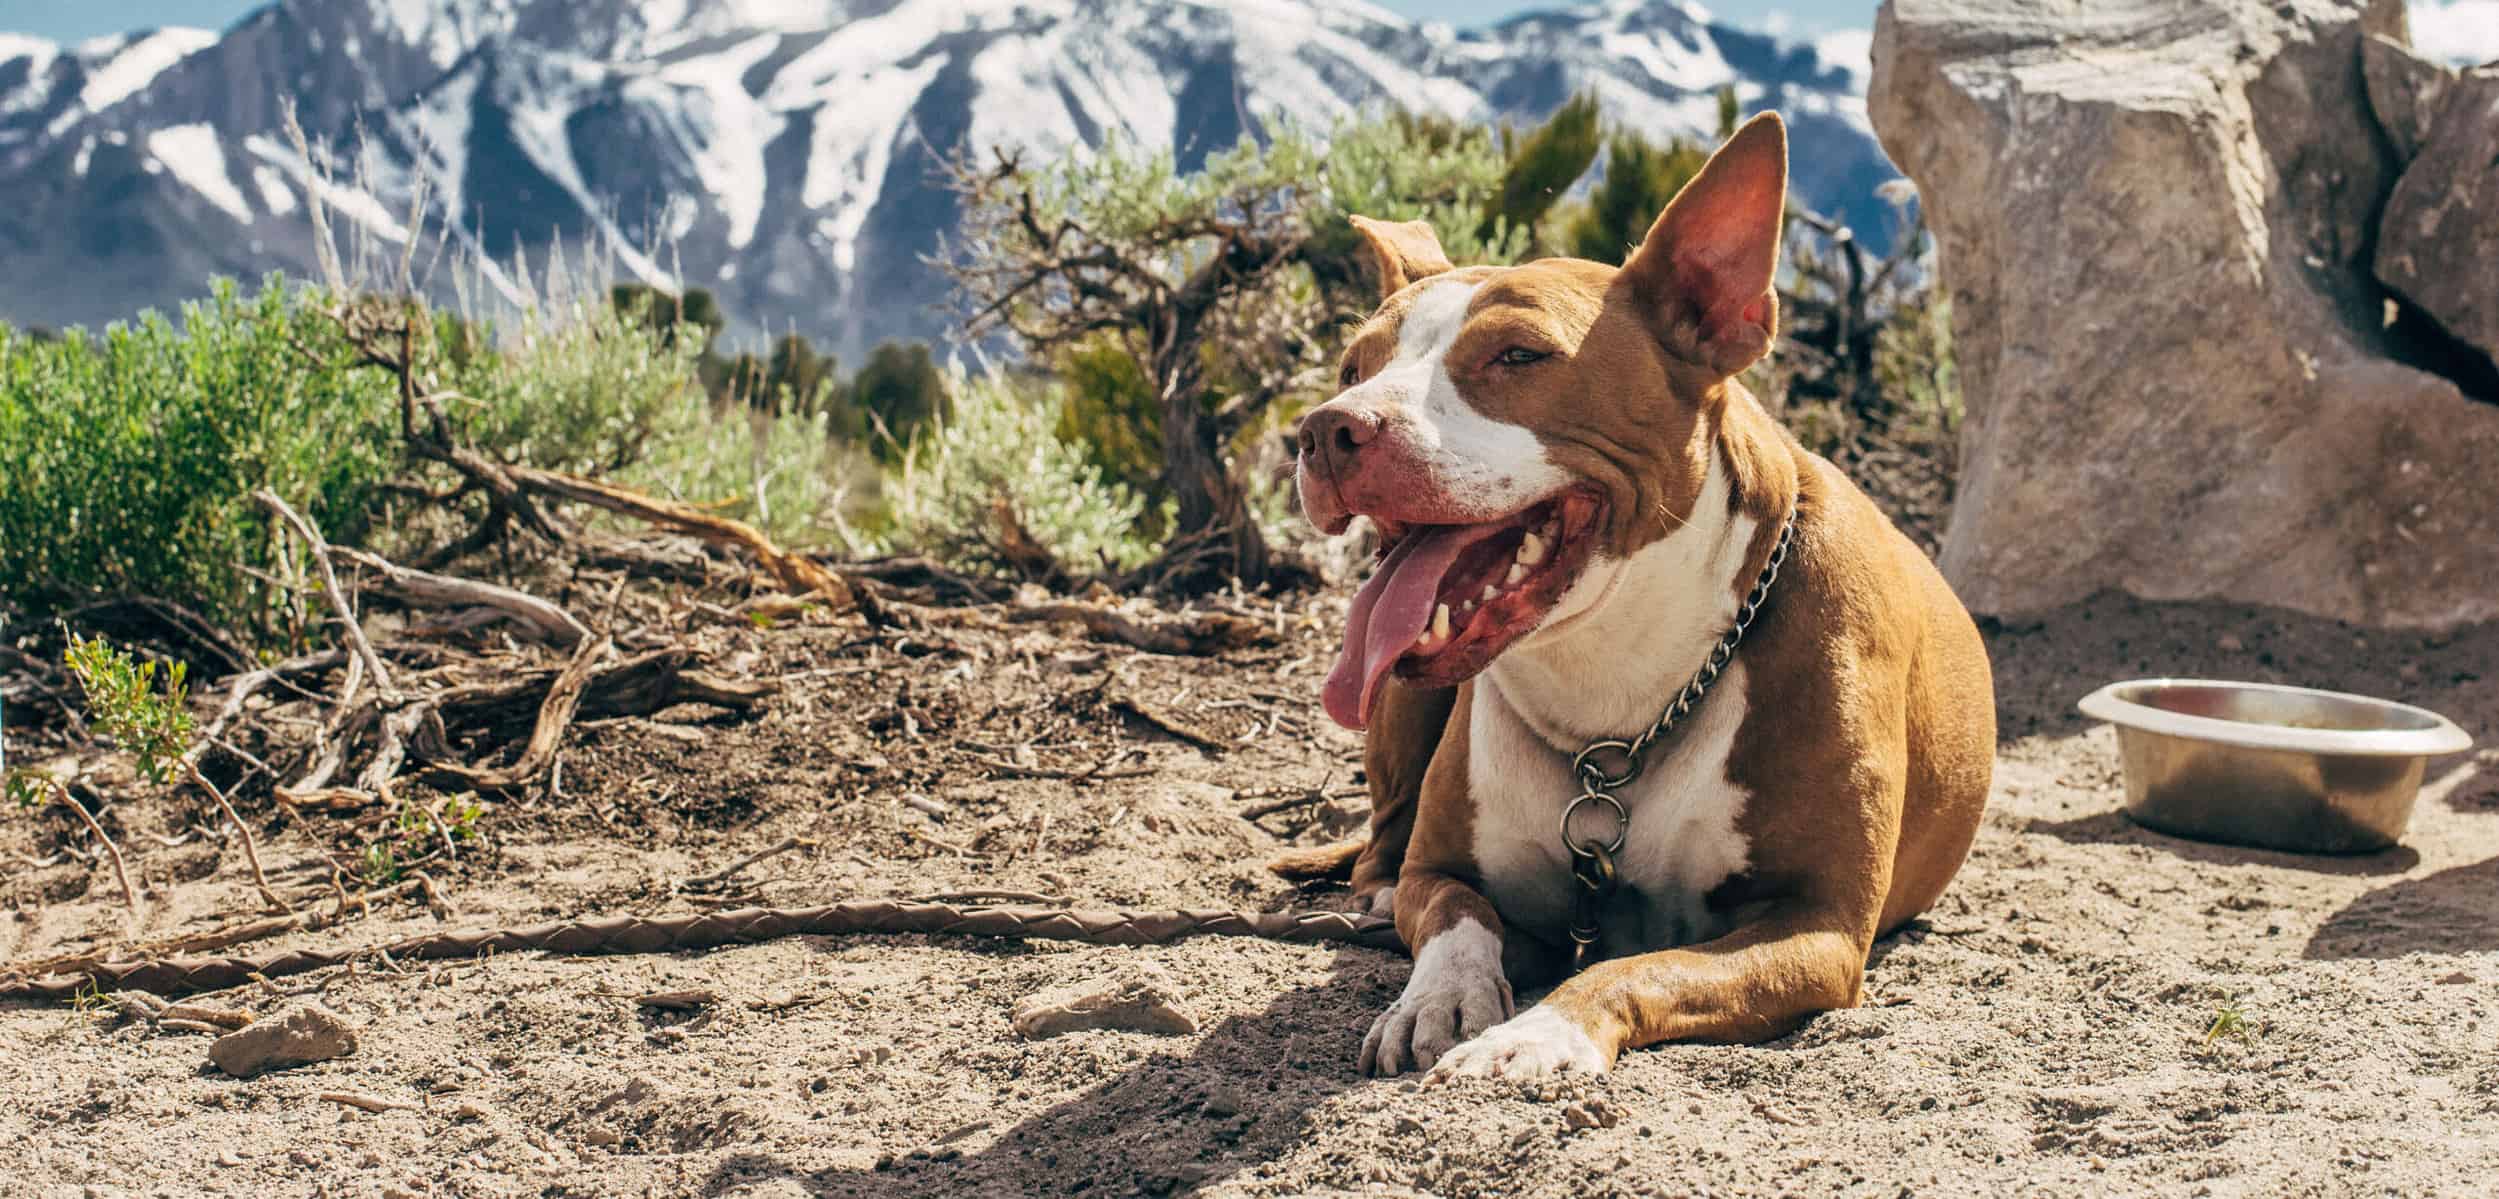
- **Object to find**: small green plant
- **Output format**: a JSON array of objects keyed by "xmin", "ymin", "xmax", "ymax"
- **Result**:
[
  {"xmin": 46, "ymin": 632, "xmax": 280, "ymax": 912},
  {"xmin": 361, "ymin": 841, "xmax": 402, "ymax": 886},
  {"xmin": 5, "ymin": 767, "xmax": 44, "ymax": 810},
  {"xmin": 62, "ymin": 634, "xmax": 194, "ymax": 785},
  {"xmin": 359, "ymin": 794, "xmax": 487, "ymax": 885},
  {"xmin": 69, "ymin": 979, "xmax": 112, "ymax": 1021},
  {"xmin": 2202, "ymin": 999, "xmax": 2260, "ymax": 1048},
  {"xmin": 441, "ymin": 794, "xmax": 485, "ymax": 842}
]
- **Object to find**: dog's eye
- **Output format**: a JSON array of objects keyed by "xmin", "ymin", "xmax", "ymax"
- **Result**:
[{"xmin": 1494, "ymin": 347, "xmax": 1550, "ymax": 367}]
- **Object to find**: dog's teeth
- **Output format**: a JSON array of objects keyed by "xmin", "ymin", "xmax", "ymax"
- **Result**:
[
  {"xmin": 1479, "ymin": 584, "xmax": 1499, "ymax": 604},
  {"xmin": 1432, "ymin": 603, "xmax": 1452, "ymax": 640},
  {"xmin": 1505, "ymin": 562, "xmax": 1528, "ymax": 587},
  {"xmin": 1518, "ymin": 532, "xmax": 1547, "ymax": 566}
]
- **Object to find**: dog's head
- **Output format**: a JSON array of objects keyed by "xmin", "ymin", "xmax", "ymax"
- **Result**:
[{"xmin": 1300, "ymin": 113, "xmax": 1788, "ymax": 731}]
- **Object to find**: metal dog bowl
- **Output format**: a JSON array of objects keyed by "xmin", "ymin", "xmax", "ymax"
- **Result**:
[{"xmin": 2077, "ymin": 679, "xmax": 2472, "ymax": 854}]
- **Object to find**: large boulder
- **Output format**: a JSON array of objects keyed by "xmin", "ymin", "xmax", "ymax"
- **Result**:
[
  {"xmin": 2375, "ymin": 56, "xmax": 2499, "ymax": 375},
  {"xmin": 1870, "ymin": 0, "xmax": 2499, "ymax": 629}
]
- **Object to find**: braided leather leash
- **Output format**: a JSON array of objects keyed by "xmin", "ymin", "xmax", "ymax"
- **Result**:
[{"xmin": 0, "ymin": 901, "xmax": 1405, "ymax": 1003}]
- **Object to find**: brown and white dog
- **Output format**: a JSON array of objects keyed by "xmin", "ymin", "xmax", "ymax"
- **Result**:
[{"xmin": 1291, "ymin": 113, "xmax": 1995, "ymax": 1080}]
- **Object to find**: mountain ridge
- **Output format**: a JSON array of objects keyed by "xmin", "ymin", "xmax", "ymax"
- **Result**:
[{"xmin": 0, "ymin": 0, "xmax": 1891, "ymax": 355}]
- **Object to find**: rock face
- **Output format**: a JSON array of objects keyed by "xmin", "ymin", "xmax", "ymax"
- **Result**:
[
  {"xmin": 2375, "ymin": 58, "xmax": 2499, "ymax": 374},
  {"xmin": 1871, "ymin": 0, "xmax": 2499, "ymax": 630}
]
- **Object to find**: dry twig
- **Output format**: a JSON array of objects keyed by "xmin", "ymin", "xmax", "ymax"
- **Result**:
[{"xmin": 679, "ymin": 835, "xmax": 816, "ymax": 890}]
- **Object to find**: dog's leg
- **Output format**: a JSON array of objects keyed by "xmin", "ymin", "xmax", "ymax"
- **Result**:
[
  {"xmin": 1361, "ymin": 868, "xmax": 1515, "ymax": 1076},
  {"xmin": 1349, "ymin": 681, "xmax": 1456, "ymax": 918},
  {"xmin": 1430, "ymin": 903, "xmax": 1877, "ymax": 1080}
]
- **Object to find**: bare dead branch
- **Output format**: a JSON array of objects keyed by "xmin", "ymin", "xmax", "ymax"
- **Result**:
[
  {"xmin": 254, "ymin": 490, "xmax": 395, "ymax": 700},
  {"xmin": 335, "ymin": 546, "xmax": 590, "ymax": 648}
]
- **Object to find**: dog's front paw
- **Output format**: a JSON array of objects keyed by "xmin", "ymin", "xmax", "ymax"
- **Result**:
[
  {"xmin": 1359, "ymin": 920, "xmax": 1511, "ymax": 1076},
  {"xmin": 1358, "ymin": 885, "xmax": 1397, "ymax": 921},
  {"xmin": 1426, "ymin": 1006, "xmax": 1609, "ymax": 1082}
]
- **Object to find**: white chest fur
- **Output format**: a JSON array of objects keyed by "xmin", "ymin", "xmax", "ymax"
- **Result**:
[
  {"xmin": 1467, "ymin": 663, "xmax": 1755, "ymax": 957},
  {"xmin": 1463, "ymin": 455, "xmax": 1761, "ymax": 958}
]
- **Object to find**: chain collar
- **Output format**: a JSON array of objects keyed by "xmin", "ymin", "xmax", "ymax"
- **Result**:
[{"xmin": 1559, "ymin": 505, "xmax": 1798, "ymax": 968}]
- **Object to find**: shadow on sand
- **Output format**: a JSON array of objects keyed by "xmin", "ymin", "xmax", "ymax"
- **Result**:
[
  {"xmin": 694, "ymin": 948, "xmax": 1393, "ymax": 1198},
  {"xmin": 2304, "ymin": 854, "xmax": 2499, "ymax": 960},
  {"xmin": 2022, "ymin": 809, "xmax": 2422, "ymax": 877}
]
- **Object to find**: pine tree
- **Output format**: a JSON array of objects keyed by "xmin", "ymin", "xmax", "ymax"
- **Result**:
[
  {"xmin": 766, "ymin": 332, "xmax": 835, "ymax": 417},
  {"xmin": 1560, "ymin": 130, "xmax": 1709, "ymax": 265},
  {"xmin": 1484, "ymin": 92, "xmax": 1601, "ymax": 249},
  {"xmin": 849, "ymin": 341, "xmax": 946, "ymax": 460}
]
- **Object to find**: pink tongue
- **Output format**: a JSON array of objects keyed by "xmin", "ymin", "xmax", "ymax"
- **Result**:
[{"xmin": 1323, "ymin": 527, "xmax": 1475, "ymax": 730}]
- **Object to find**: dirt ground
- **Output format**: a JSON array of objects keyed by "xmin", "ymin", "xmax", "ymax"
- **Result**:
[{"xmin": 3, "ymin": 584, "xmax": 2495, "ymax": 1199}]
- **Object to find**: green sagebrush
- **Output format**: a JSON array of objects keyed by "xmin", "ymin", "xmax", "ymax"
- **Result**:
[
  {"xmin": 884, "ymin": 369, "xmax": 1167, "ymax": 581},
  {"xmin": 0, "ymin": 275, "xmax": 864, "ymax": 642},
  {"xmin": 0, "ymin": 278, "xmax": 399, "ymax": 640}
]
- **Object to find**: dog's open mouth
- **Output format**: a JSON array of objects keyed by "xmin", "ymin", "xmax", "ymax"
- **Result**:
[{"xmin": 1323, "ymin": 488, "xmax": 1606, "ymax": 730}]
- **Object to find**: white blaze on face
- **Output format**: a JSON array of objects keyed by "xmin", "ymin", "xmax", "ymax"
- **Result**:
[{"xmin": 1349, "ymin": 278, "xmax": 1572, "ymax": 521}]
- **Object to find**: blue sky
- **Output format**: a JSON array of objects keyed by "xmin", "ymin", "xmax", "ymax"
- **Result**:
[
  {"xmin": 0, "ymin": 2, "xmax": 261, "ymax": 42},
  {"xmin": 3, "ymin": 1, "xmax": 1881, "ymax": 44}
]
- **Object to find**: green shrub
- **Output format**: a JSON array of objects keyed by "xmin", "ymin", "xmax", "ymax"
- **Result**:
[
  {"xmin": 0, "ymin": 271, "xmax": 866, "ymax": 640},
  {"xmin": 447, "ymin": 292, "xmax": 712, "ymax": 478},
  {"xmin": 627, "ymin": 401, "xmax": 864, "ymax": 552},
  {"xmin": 1487, "ymin": 92, "xmax": 1602, "ymax": 247},
  {"xmin": 0, "ymin": 277, "xmax": 398, "ymax": 638},
  {"xmin": 444, "ymin": 282, "xmax": 855, "ymax": 551},
  {"xmin": 850, "ymin": 341, "xmax": 948, "ymax": 459},
  {"xmin": 1874, "ymin": 292, "xmax": 1961, "ymax": 459},
  {"xmin": 1559, "ymin": 129, "xmax": 1711, "ymax": 266},
  {"xmin": 766, "ymin": 333, "xmax": 839, "ymax": 418},
  {"xmin": 1051, "ymin": 331, "xmax": 1164, "ymax": 504},
  {"xmin": 884, "ymin": 370, "xmax": 1165, "ymax": 580}
]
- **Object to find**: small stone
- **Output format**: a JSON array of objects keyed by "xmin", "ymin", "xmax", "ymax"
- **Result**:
[
  {"xmin": 1561, "ymin": 1098, "xmax": 1621, "ymax": 1132},
  {"xmin": 1392, "ymin": 1116, "xmax": 1425, "ymax": 1136},
  {"xmin": 1201, "ymin": 1086, "xmax": 1242, "ymax": 1118},
  {"xmin": 583, "ymin": 1126, "xmax": 621, "ymax": 1148},
  {"xmin": 1012, "ymin": 967, "xmax": 1196, "ymax": 1040},
  {"xmin": 215, "ymin": 1150, "xmax": 244, "ymax": 1168},
  {"xmin": 208, "ymin": 1003, "xmax": 357, "ymax": 1078},
  {"xmin": 2216, "ymin": 634, "xmax": 2246, "ymax": 653}
]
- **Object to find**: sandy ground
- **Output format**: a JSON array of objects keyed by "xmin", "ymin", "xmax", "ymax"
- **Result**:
[{"xmin": 3, "ymin": 587, "xmax": 2495, "ymax": 1199}]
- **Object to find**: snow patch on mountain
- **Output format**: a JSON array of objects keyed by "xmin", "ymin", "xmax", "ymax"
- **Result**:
[
  {"xmin": 1812, "ymin": 29, "xmax": 1873, "ymax": 89},
  {"xmin": 149, "ymin": 123, "xmax": 254, "ymax": 222},
  {"xmin": 252, "ymin": 163, "xmax": 299, "ymax": 215},
  {"xmin": 79, "ymin": 28, "xmax": 217, "ymax": 111},
  {"xmin": 0, "ymin": 33, "xmax": 56, "ymax": 71}
]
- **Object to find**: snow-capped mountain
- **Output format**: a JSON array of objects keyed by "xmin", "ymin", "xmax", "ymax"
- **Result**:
[{"xmin": 0, "ymin": 0, "xmax": 1890, "ymax": 355}]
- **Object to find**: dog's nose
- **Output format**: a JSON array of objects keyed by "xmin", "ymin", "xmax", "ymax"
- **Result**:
[{"xmin": 1299, "ymin": 405, "xmax": 1383, "ymax": 462}]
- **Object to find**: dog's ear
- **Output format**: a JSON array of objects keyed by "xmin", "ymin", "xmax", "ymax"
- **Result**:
[
  {"xmin": 1621, "ymin": 112, "xmax": 1786, "ymax": 376},
  {"xmin": 1348, "ymin": 215, "xmax": 1455, "ymax": 299}
]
